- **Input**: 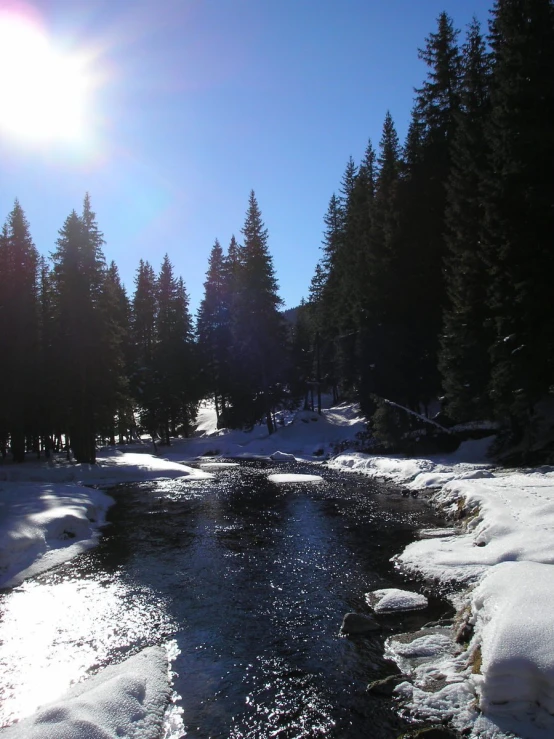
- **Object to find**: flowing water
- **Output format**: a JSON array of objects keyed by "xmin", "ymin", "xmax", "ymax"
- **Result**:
[{"xmin": 0, "ymin": 460, "xmax": 452, "ymax": 738}]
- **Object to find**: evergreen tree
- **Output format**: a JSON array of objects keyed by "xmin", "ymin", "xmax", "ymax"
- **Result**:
[
  {"xmin": 333, "ymin": 158, "xmax": 360, "ymax": 392},
  {"xmin": 360, "ymin": 113, "xmax": 402, "ymax": 411},
  {"xmin": 102, "ymin": 261, "xmax": 133, "ymax": 444},
  {"xmin": 37, "ymin": 255, "xmax": 56, "ymax": 455},
  {"xmin": 229, "ymin": 191, "xmax": 285, "ymax": 432},
  {"xmin": 51, "ymin": 196, "xmax": 110, "ymax": 462},
  {"xmin": 484, "ymin": 0, "xmax": 554, "ymax": 435},
  {"xmin": 131, "ymin": 259, "xmax": 158, "ymax": 438},
  {"xmin": 197, "ymin": 239, "xmax": 233, "ymax": 423},
  {"xmin": 440, "ymin": 18, "xmax": 493, "ymax": 422},
  {"xmin": 154, "ymin": 255, "xmax": 196, "ymax": 443},
  {"xmin": 288, "ymin": 301, "xmax": 315, "ymax": 410},
  {"xmin": 0, "ymin": 201, "xmax": 40, "ymax": 461},
  {"xmin": 393, "ymin": 12, "xmax": 462, "ymax": 409}
]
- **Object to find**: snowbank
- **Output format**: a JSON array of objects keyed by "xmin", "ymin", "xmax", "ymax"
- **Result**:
[
  {"xmin": 331, "ymin": 441, "xmax": 554, "ymax": 738},
  {"xmin": 471, "ymin": 562, "xmax": 554, "ymax": 735},
  {"xmin": 0, "ymin": 450, "xmax": 213, "ymax": 486},
  {"xmin": 0, "ymin": 646, "xmax": 171, "ymax": 739},
  {"xmin": 396, "ymin": 470, "xmax": 554, "ymax": 585},
  {"xmin": 184, "ymin": 401, "xmax": 365, "ymax": 460},
  {"xmin": 0, "ymin": 451, "xmax": 212, "ymax": 589},
  {"xmin": 0, "ymin": 482, "xmax": 113, "ymax": 588}
]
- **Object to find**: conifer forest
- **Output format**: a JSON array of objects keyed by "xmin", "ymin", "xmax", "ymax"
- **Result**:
[{"xmin": 1, "ymin": 1, "xmax": 553, "ymax": 463}]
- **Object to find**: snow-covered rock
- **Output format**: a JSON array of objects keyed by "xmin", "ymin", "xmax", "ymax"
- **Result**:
[
  {"xmin": 340, "ymin": 612, "xmax": 380, "ymax": 634},
  {"xmin": 270, "ymin": 451, "xmax": 297, "ymax": 462},
  {"xmin": 366, "ymin": 588, "xmax": 428, "ymax": 613}
]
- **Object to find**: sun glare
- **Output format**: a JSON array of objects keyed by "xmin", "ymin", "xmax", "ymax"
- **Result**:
[{"xmin": 0, "ymin": 11, "xmax": 91, "ymax": 144}]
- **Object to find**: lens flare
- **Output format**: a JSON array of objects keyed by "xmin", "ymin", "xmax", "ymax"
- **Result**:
[{"xmin": 0, "ymin": 9, "xmax": 91, "ymax": 143}]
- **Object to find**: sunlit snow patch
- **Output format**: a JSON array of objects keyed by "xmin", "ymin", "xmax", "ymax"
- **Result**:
[
  {"xmin": 268, "ymin": 473, "xmax": 323, "ymax": 484},
  {"xmin": 270, "ymin": 451, "xmax": 297, "ymax": 462},
  {"xmin": 470, "ymin": 560, "xmax": 554, "ymax": 737},
  {"xmin": 0, "ymin": 646, "xmax": 170, "ymax": 739},
  {"xmin": 199, "ymin": 462, "xmax": 240, "ymax": 468},
  {"xmin": 366, "ymin": 588, "xmax": 428, "ymax": 613},
  {"xmin": 418, "ymin": 527, "xmax": 459, "ymax": 539}
]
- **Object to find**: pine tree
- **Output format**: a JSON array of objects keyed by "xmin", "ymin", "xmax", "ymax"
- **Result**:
[
  {"xmin": 0, "ymin": 201, "xmax": 40, "ymax": 461},
  {"xmin": 37, "ymin": 255, "xmax": 56, "ymax": 455},
  {"xmin": 102, "ymin": 262, "xmax": 133, "ymax": 444},
  {"xmin": 51, "ymin": 196, "xmax": 109, "ymax": 462},
  {"xmin": 197, "ymin": 239, "xmax": 233, "ymax": 423},
  {"xmin": 484, "ymin": 0, "xmax": 554, "ymax": 436},
  {"xmin": 288, "ymin": 301, "xmax": 315, "ymax": 410},
  {"xmin": 393, "ymin": 13, "xmax": 462, "ymax": 409},
  {"xmin": 131, "ymin": 259, "xmax": 158, "ymax": 438},
  {"xmin": 229, "ymin": 191, "xmax": 285, "ymax": 432},
  {"xmin": 154, "ymin": 255, "xmax": 196, "ymax": 444},
  {"xmin": 360, "ymin": 113, "xmax": 402, "ymax": 411},
  {"xmin": 440, "ymin": 18, "xmax": 493, "ymax": 422},
  {"xmin": 325, "ymin": 158, "xmax": 361, "ymax": 394}
]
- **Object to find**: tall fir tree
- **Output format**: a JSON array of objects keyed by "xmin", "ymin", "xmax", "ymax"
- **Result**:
[
  {"xmin": 131, "ymin": 259, "xmax": 158, "ymax": 438},
  {"xmin": 0, "ymin": 202, "xmax": 39, "ymax": 461},
  {"xmin": 393, "ymin": 12, "xmax": 462, "ymax": 409},
  {"xmin": 229, "ymin": 191, "xmax": 285, "ymax": 433},
  {"xmin": 197, "ymin": 239, "xmax": 233, "ymax": 423},
  {"xmin": 102, "ymin": 261, "xmax": 133, "ymax": 444},
  {"xmin": 154, "ymin": 255, "xmax": 196, "ymax": 443},
  {"xmin": 361, "ymin": 113, "xmax": 402, "ymax": 411},
  {"xmin": 51, "ymin": 196, "xmax": 112, "ymax": 462},
  {"xmin": 483, "ymin": 0, "xmax": 554, "ymax": 436},
  {"xmin": 440, "ymin": 18, "xmax": 493, "ymax": 422}
]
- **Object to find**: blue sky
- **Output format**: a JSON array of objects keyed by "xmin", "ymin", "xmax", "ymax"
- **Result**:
[{"xmin": 0, "ymin": 0, "xmax": 492, "ymax": 313}]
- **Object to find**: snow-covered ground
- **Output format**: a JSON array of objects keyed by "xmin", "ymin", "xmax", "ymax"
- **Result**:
[{"xmin": 1, "ymin": 401, "xmax": 553, "ymax": 738}]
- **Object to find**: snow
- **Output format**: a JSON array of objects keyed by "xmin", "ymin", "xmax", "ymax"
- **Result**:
[
  {"xmin": 3, "ymin": 402, "xmax": 554, "ymax": 738},
  {"xmin": 270, "ymin": 450, "xmax": 297, "ymax": 462},
  {"xmin": 331, "ymin": 438, "xmax": 554, "ymax": 738},
  {"xmin": 0, "ymin": 452, "xmax": 212, "ymax": 589},
  {"xmin": 267, "ymin": 473, "xmax": 324, "ymax": 483},
  {"xmin": 0, "ymin": 483, "xmax": 114, "ymax": 588},
  {"xmin": 185, "ymin": 401, "xmax": 366, "ymax": 460},
  {"xmin": 366, "ymin": 588, "xmax": 428, "ymax": 613},
  {"xmin": 471, "ymin": 562, "xmax": 554, "ymax": 736},
  {"xmin": 0, "ymin": 646, "xmax": 171, "ymax": 739}
]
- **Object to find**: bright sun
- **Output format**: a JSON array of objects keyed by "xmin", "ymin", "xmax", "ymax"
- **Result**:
[{"xmin": 0, "ymin": 12, "xmax": 91, "ymax": 143}]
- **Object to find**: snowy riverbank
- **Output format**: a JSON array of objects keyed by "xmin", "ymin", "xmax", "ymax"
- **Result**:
[
  {"xmin": 1, "ymin": 403, "xmax": 553, "ymax": 738},
  {"xmin": 330, "ymin": 446, "xmax": 554, "ymax": 739},
  {"xmin": 0, "ymin": 452, "xmax": 212, "ymax": 589}
]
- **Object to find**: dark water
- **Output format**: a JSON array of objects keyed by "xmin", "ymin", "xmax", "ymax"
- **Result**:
[{"xmin": 0, "ymin": 460, "xmax": 452, "ymax": 738}]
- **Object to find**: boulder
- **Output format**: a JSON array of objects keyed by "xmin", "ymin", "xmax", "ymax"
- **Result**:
[
  {"xmin": 340, "ymin": 612, "xmax": 380, "ymax": 634},
  {"xmin": 367, "ymin": 674, "xmax": 404, "ymax": 696}
]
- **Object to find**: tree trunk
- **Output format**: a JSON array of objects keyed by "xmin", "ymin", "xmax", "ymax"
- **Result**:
[{"xmin": 11, "ymin": 428, "xmax": 25, "ymax": 463}]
